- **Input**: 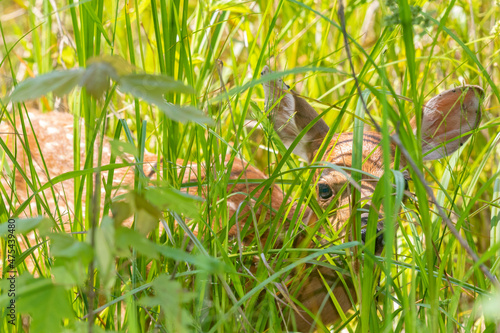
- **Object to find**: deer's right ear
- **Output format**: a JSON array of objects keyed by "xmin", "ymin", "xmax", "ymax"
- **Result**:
[
  {"xmin": 411, "ymin": 85, "xmax": 483, "ymax": 161},
  {"xmin": 261, "ymin": 66, "xmax": 329, "ymax": 163}
]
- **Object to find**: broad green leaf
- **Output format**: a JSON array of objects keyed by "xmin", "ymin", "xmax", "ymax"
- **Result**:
[
  {"xmin": 79, "ymin": 62, "xmax": 116, "ymax": 98},
  {"xmin": 50, "ymin": 233, "xmax": 93, "ymax": 262},
  {"xmin": 140, "ymin": 275, "xmax": 195, "ymax": 333},
  {"xmin": 111, "ymin": 192, "xmax": 161, "ymax": 235},
  {"xmin": 482, "ymin": 291, "xmax": 500, "ymax": 320},
  {"xmin": 111, "ymin": 200, "xmax": 134, "ymax": 227},
  {"xmin": 114, "ymin": 227, "xmax": 228, "ymax": 274},
  {"xmin": 88, "ymin": 55, "xmax": 134, "ymax": 77},
  {"xmin": 130, "ymin": 192, "xmax": 162, "ymax": 235},
  {"xmin": 9, "ymin": 69, "xmax": 84, "ymax": 102},
  {"xmin": 119, "ymin": 75, "xmax": 212, "ymax": 124},
  {"xmin": 115, "ymin": 227, "xmax": 159, "ymax": 260},
  {"xmin": 144, "ymin": 186, "xmax": 202, "ymax": 219},
  {"xmin": 119, "ymin": 73, "xmax": 195, "ymax": 95},
  {"xmin": 94, "ymin": 217, "xmax": 116, "ymax": 293},
  {"xmin": 109, "ymin": 140, "xmax": 139, "ymax": 158},
  {"xmin": 11, "ymin": 275, "xmax": 74, "ymax": 332},
  {"xmin": 155, "ymin": 245, "xmax": 228, "ymax": 274},
  {"xmin": 51, "ymin": 261, "xmax": 86, "ymax": 286},
  {"xmin": 0, "ymin": 217, "xmax": 51, "ymax": 237},
  {"xmin": 134, "ymin": 208, "xmax": 159, "ymax": 236}
]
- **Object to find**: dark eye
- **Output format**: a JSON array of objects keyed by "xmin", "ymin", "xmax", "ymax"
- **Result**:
[{"xmin": 318, "ymin": 183, "xmax": 333, "ymax": 199}]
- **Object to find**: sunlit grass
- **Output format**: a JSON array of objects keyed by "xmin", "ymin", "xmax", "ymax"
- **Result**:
[{"xmin": 1, "ymin": 0, "xmax": 500, "ymax": 332}]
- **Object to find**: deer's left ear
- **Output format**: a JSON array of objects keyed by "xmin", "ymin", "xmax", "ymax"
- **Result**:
[{"xmin": 411, "ymin": 85, "xmax": 483, "ymax": 161}]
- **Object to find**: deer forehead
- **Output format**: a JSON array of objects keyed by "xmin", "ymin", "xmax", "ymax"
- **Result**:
[
  {"xmin": 321, "ymin": 132, "xmax": 387, "ymax": 171},
  {"xmin": 316, "ymin": 132, "xmax": 388, "ymax": 191}
]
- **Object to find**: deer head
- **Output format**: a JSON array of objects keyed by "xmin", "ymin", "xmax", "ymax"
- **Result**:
[{"xmin": 261, "ymin": 65, "xmax": 483, "ymax": 254}]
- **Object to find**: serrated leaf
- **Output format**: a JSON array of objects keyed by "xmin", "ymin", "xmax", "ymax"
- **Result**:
[
  {"xmin": 0, "ymin": 217, "xmax": 51, "ymax": 237},
  {"xmin": 120, "ymin": 73, "xmax": 195, "ymax": 95},
  {"xmin": 135, "ymin": 208, "xmax": 159, "ymax": 236},
  {"xmin": 88, "ymin": 55, "xmax": 134, "ymax": 77},
  {"xmin": 109, "ymin": 140, "xmax": 139, "ymax": 158},
  {"xmin": 94, "ymin": 217, "xmax": 116, "ymax": 293},
  {"xmin": 79, "ymin": 62, "xmax": 116, "ymax": 98},
  {"xmin": 139, "ymin": 275, "xmax": 195, "ymax": 333},
  {"xmin": 144, "ymin": 187, "xmax": 202, "ymax": 219},
  {"xmin": 118, "ymin": 75, "xmax": 213, "ymax": 124},
  {"xmin": 51, "ymin": 261, "xmax": 86, "ymax": 286},
  {"xmin": 12, "ymin": 275, "xmax": 74, "ymax": 332},
  {"xmin": 482, "ymin": 291, "xmax": 500, "ymax": 320},
  {"xmin": 156, "ymin": 103, "xmax": 212, "ymax": 124},
  {"xmin": 177, "ymin": 105, "xmax": 215, "ymax": 125},
  {"xmin": 111, "ymin": 200, "xmax": 134, "ymax": 227},
  {"xmin": 155, "ymin": 245, "xmax": 229, "ymax": 274},
  {"xmin": 130, "ymin": 192, "xmax": 162, "ymax": 235},
  {"xmin": 115, "ymin": 227, "xmax": 159, "ymax": 259},
  {"xmin": 9, "ymin": 69, "xmax": 84, "ymax": 102},
  {"xmin": 50, "ymin": 233, "xmax": 93, "ymax": 263}
]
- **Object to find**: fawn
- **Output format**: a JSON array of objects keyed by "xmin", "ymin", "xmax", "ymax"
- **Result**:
[
  {"xmin": 260, "ymin": 65, "xmax": 483, "ymax": 330},
  {"xmin": 0, "ymin": 66, "xmax": 483, "ymax": 331}
]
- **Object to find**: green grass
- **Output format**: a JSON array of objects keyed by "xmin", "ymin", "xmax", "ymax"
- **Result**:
[{"xmin": 1, "ymin": 0, "xmax": 500, "ymax": 332}]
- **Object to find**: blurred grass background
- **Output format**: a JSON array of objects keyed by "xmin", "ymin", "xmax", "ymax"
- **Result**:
[{"xmin": 1, "ymin": 0, "xmax": 500, "ymax": 332}]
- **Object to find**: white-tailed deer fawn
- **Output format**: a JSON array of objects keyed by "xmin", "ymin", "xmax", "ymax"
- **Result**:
[
  {"xmin": 260, "ymin": 65, "xmax": 483, "ymax": 330},
  {"xmin": 0, "ymin": 66, "xmax": 483, "ymax": 332}
]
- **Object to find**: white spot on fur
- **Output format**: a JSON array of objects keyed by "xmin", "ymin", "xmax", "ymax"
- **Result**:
[{"xmin": 227, "ymin": 200, "xmax": 238, "ymax": 212}]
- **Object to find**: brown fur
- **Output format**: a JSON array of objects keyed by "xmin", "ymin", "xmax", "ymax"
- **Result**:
[
  {"xmin": 261, "ymin": 65, "xmax": 483, "ymax": 331},
  {"xmin": 0, "ymin": 70, "xmax": 483, "ymax": 331}
]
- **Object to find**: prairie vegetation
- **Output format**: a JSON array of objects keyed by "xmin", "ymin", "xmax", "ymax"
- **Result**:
[{"xmin": 1, "ymin": 0, "xmax": 500, "ymax": 332}]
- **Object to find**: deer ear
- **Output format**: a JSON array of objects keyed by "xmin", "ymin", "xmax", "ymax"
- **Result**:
[
  {"xmin": 261, "ymin": 66, "xmax": 329, "ymax": 163},
  {"xmin": 411, "ymin": 85, "xmax": 483, "ymax": 161}
]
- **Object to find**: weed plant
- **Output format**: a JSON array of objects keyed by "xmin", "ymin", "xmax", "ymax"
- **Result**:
[{"xmin": 1, "ymin": 0, "xmax": 500, "ymax": 332}]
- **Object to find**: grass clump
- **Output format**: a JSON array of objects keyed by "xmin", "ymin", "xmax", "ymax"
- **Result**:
[{"xmin": 1, "ymin": 0, "xmax": 500, "ymax": 332}]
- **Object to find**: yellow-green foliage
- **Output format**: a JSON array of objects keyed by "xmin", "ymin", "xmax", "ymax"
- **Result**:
[{"xmin": 1, "ymin": 0, "xmax": 500, "ymax": 332}]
